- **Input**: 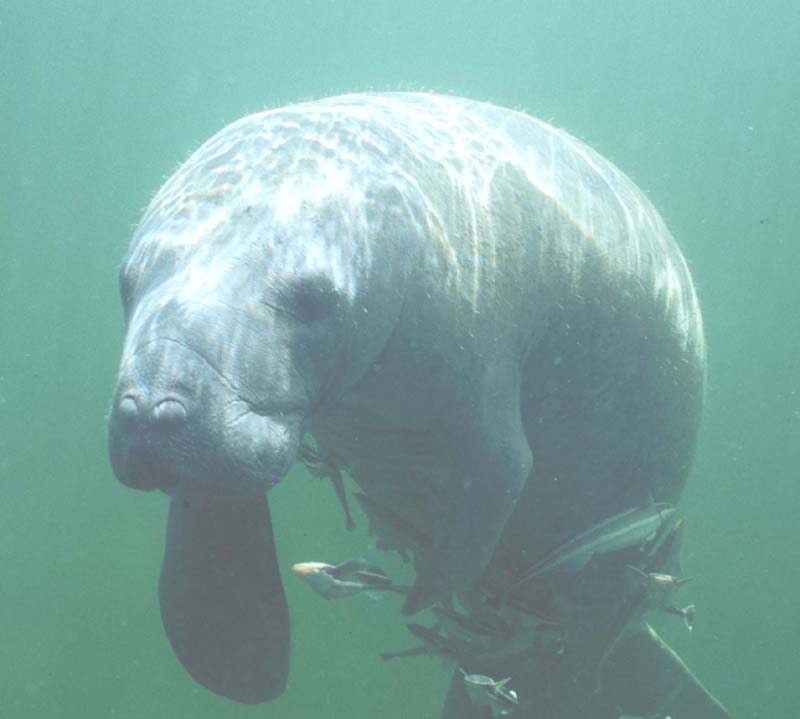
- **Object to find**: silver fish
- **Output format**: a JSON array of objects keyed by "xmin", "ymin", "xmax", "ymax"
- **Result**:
[
  {"xmin": 627, "ymin": 565, "xmax": 694, "ymax": 630},
  {"xmin": 381, "ymin": 622, "xmax": 464, "ymax": 663},
  {"xmin": 663, "ymin": 603, "xmax": 696, "ymax": 631},
  {"xmin": 433, "ymin": 605, "xmax": 509, "ymax": 639},
  {"xmin": 300, "ymin": 441, "xmax": 355, "ymax": 531},
  {"xmin": 460, "ymin": 669, "xmax": 519, "ymax": 717},
  {"xmin": 514, "ymin": 502, "xmax": 676, "ymax": 587},
  {"xmin": 292, "ymin": 559, "xmax": 405, "ymax": 600},
  {"xmin": 627, "ymin": 565, "xmax": 692, "ymax": 599}
]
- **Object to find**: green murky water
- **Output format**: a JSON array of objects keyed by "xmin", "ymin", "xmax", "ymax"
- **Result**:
[{"xmin": 1, "ymin": 2, "xmax": 797, "ymax": 717}]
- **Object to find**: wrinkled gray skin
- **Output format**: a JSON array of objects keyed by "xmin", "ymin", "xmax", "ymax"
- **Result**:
[{"xmin": 108, "ymin": 93, "xmax": 727, "ymax": 715}]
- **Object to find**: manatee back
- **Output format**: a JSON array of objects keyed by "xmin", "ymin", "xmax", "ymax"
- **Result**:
[{"xmin": 292, "ymin": 94, "xmax": 706, "ymax": 560}]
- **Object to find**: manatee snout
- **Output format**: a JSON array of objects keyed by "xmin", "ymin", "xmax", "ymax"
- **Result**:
[
  {"xmin": 108, "ymin": 381, "xmax": 190, "ymax": 492},
  {"xmin": 108, "ymin": 338, "xmax": 305, "ymax": 496}
]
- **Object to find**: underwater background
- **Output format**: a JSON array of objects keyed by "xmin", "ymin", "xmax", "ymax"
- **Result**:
[{"xmin": 1, "ymin": 2, "xmax": 797, "ymax": 717}]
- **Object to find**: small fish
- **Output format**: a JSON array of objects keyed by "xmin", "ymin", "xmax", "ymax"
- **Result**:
[
  {"xmin": 645, "ymin": 517, "xmax": 686, "ymax": 572},
  {"xmin": 407, "ymin": 623, "xmax": 464, "ymax": 660},
  {"xmin": 627, "ymin": 564, "xmax": 691, "ymax": 600},
  {"xmin": 292, "ymin": 559, "xmax": 406, "ymax": 600},
  {"xmin": 380, "ymin": 622, "xmax": 463, "ymax": 663},
  {"xmin": 432, "ymin": 605, "xmax": 508, "ymax": 639},
  {"xmin": 627, "ymin": 565, "xmax": 694, "ymax": 630},
  {"xmin": 663, "ymin": 603, "xmax": 696, "ymax": 631},
  {"xmin": 513, "ymin": 502, "xmax": 676, "ymax": 587},
  {"xmin": 627, "ymin": 565, "xmax": 692, "ymax": 594},
  {"xmin": 300, "ymin": 441, "xmax": 355, "ymax": 530},
  {"xmin": 379, "ymin": 645, "xmax": 432, "ymax": 662},
  {"xmin": 460, "ymin": 668, "xmax": 519, "ymax": 717}
]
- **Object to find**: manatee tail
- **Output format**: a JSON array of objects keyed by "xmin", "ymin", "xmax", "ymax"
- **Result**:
[{"xmin": 159, "ymin": 490, "xmax": 290, "ymax": 704}]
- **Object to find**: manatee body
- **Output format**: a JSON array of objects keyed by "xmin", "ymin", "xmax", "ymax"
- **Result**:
[{"xmin": 108, "ymin": 93, "xmax": 727, "ymax": 716}]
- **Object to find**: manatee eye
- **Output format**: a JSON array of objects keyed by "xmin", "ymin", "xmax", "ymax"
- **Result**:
[{"xmin": 288, "ymin": 274, "xmax": 340, "ymax": 323}]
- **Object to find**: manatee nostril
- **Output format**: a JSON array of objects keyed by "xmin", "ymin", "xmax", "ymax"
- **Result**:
[
  {"xmin": 152, "ymin": 398, "xmax": 187, "ymax": 424},
  {"xmin": 118, "ymin": 395, "xmax": 139, "ymax": 418}
]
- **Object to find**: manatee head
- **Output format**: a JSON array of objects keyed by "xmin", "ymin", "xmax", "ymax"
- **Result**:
[
  {"xmin": 107, "ymin": 107, "xmax": 412, "ymax": 704},
  {"xmin": 109, "ymin": 110, "xmax": 406, "ymax": 497},
  {"xmin": 109, "ymin": 192, "xmax": 337, "ymax": 497}
]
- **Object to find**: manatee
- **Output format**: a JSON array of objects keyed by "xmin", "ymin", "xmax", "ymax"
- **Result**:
[{"xmin": 107, "ymin": 92, "xmax": 731, "ymax": 717}]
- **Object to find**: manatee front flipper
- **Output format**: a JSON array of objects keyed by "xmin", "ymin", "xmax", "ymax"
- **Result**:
[
  {"xmin": 159, "ymin": 490, "xmax": 290, "ymax": 704},
  {"xmin": 404, "ymin": 367, "xmax": 533, "ymax": 614},
  {"xmin": 601, "ymin": 624, "xmax": 732, "ymax": 718}
]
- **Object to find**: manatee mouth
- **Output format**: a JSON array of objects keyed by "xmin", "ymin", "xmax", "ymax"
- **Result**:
[
  {"xmin": 108, "ymin": 383, "xmax": 306, "ymax": 496},
  {"xmin": 159, "ymin": 487, "xmax": 290, "ymax": 703},
  {"xmin": 108, "ymin": 331, "xmax": 309, "ymax": 497}
]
